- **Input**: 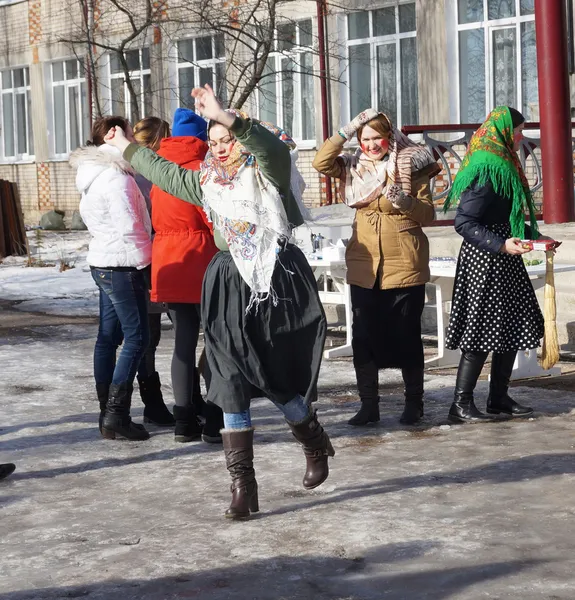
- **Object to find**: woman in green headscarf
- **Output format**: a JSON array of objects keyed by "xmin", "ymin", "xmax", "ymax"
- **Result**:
[{"xmin": 444, "ymin": 106, "xmax": 551, "ymax": 423}]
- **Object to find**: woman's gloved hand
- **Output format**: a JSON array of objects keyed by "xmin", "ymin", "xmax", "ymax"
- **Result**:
[
  {"xmin": 387, "ymin": 184, "xmax": 413, "ymax": 211},
  {"xmin": 338, "ymin": 108, "xmax": 379, "ymax": 141}
]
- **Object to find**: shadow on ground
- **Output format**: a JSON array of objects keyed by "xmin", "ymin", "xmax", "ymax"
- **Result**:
[{"xmin": 0, "ymin": 543, "xmax": 543, "ymax": 600}]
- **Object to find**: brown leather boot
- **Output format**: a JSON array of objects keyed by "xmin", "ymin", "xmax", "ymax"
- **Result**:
[
  {"xmin": 222, "ymin": 428, "xmax": 259, "ymax": 519},
  {"xmin": 287, "ymin": 411, "xmax": 335, "ymax": 490}
]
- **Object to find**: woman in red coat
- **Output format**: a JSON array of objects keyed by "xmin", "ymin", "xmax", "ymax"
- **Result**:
[{"xmin": 135, "ymin": 109, "xmax": 222, "ymax": 443}]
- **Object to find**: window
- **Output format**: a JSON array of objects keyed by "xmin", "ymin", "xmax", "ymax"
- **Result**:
[
  {"xmin": 457, "ymin": 0, "xmax": 537, "ymax": 122},
  {"xmin": 176, "ymin": 36, "xmax": 226, "ymax": 108},
  {"xmin": 256, "ymin": 19, "xmax": 316, "ymax": 142},
  {"xmin": 50, "ymin": 59, "xmax": 91, "ymax": 156},
  {"xmin": 0, "ymin": 67, "xmax": 34, "ymax": 160},
  {"xmin": 109, "ymin": 48, "xmax": 152, "ymax": 122},
  {"xmin": 346, "ymin": 4, "xmax": 418, "ymax": 126}
]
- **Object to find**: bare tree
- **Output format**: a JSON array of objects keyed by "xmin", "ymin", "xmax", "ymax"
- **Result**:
[
  {"xmin": 58, "ymin": 0, "xmax": 167, "ymax": 121},
  {"xmin": 54, "ymin": 0, "xmax": 347, "ymax": 124}
]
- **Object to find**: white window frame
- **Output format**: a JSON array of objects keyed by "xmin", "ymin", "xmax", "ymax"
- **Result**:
[
  {"xmin": 343, "ymin": 3, "xmax": 418, "ymax": 127},
  {"xmin": 0, "ymin": 66, "xmax": 34, "ymax": 162},
  {"xmin": 256, "ymin": 19, "xmax": 317, "ymax": 145},
  {"xmin": 49, "ymin": 59, "xmax": 90, "ymax": 159},
  {"xmin": 108, "ymin": 48, "xmax": 151, "ymax": 120},
  {"xmin": 452, "ymin": 0, "xmax": 536, "ymax": 122},
  {"xmin": 175, "ymin": 35, "xmax": 226, "ymax": 109}
]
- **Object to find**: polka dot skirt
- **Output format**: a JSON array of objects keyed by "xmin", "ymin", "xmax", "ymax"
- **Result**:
[{"xmin": 446, "ymin": 223, "xmax": 544, "ymax": 352}]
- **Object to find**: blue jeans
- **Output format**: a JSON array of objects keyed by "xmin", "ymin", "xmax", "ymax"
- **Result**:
[
  {"xmin": 91, "ymin": 268, "xmax": 150, "ymax": 386},
  {"xmin": 223, "ymin": 395, "xmax": 310, "ymax": 429}
]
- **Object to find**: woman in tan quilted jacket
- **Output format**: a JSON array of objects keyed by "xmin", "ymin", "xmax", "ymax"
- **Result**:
[{"xmin": 313, "ymin": 109, "xmax": 440, "ymax": 426}]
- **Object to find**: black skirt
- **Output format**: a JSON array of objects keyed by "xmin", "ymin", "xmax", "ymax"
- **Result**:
[
  {"xmin": 351, "ymin": 283, "xmax": 426, "ymax": 369},
  {"xmin": 201, "ymin": 244, "xmax": 327, "ymax": 413},
  {"xmin": 446, "ymin": 223, "xmax": 544, "ymax": 352}
]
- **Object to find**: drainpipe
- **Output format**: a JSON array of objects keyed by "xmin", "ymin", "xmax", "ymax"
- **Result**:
[
  {"xmin": 316, "ymin": 0, "xmax": 333, "ymax": 205},
  {"xmin": 535, "ymin": 0, "xmax": 575, "ymax": 223},
  {"xmin": 83, "ymin": 0, "xmax": 94, "ymax": 124}
]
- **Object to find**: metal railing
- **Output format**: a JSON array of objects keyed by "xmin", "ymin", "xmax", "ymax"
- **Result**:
[{"xmin": 400, "ymin": 122, "xmax": 570, "ymax": 224}]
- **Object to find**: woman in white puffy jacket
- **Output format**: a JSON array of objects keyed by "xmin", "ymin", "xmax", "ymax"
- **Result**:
[{"xmin": 70, "ymin": 116, "xmax": 152, "ymax": 441}]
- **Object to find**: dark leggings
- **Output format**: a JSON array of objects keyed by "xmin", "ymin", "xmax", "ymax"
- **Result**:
[
  {"xmin": 167, "ymin": 303, "xmax": 202, "ymax": 407},
  {"xmin": 138, "ymin": 312, "xmax": 162, "ymax": 379}
]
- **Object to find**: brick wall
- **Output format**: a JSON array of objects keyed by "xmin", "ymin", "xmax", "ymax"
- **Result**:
[
  {"xmin": 0, "ymin": 163, "xmax": 40, "ymax": 223},
  {"xmin": 299, "ymin": 149, "xmax": 323, "ymax": 207},
  {"xmin": 49, "ymin": 161, "xmax": 79, "ymax": 213},
  {"xmin": 0, "ymin": 2, "xmax": 30, "ymax": 61}
]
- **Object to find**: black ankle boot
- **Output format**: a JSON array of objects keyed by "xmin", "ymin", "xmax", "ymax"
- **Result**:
[
  {"xmin": 202, "ymin": 401, "xmax": 224, "ymax": 443},
  {"xmin": 400, "ymin": 367, "xmax": 424, "ymax": 425},
  {"xmin": 348, "ymin": 399, "xmax": 380, "ymax": 426},
  {"xmin": 0, "ymin": 463, "xmax": 16, "ymax": 481},
  {"xmin": 448, "ymin": 351, "xmax": 495, "ymax": 424},
  {"xmin": 102, "ymin": 383, "xmax": 150, "ymax": 440},
  {"xmin": 138, "ymin": 372, "xmax": 175, "ymax": 427},
  {"xmin": 350, "ymin": 361, "xmax": 380, "ymax": 426},
  {"xmin": 96, "ymin": 383, "xmax": 109, "ymax": 434},
  {"xmin": 173, "ymin": 405, "xmax": 203, "ymax": 443},
  {"xmin": 486, "ymin": 351, "xmax": 533, "ymax": 417}
]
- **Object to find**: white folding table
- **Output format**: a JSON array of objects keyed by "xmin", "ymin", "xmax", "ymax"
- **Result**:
[{"xmin": 307, "ymin": 257, "xmax": 352, "ymax": 359}]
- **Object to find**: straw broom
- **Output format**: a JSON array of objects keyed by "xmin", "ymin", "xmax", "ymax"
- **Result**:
[{"xmin": 539, "ymin": 249, "xmax": 560, "ymax": 370}]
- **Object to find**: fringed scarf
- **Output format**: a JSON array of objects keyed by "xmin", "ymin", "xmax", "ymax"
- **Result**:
[
  {"xmin": 338, "ymin": 112, "xmax": 440, "ymax": 208},
  {"xmin": 443, "ymin": 106, "xmax": 539, "ymax": 239},
  {"xmin": 199, "ymin": 110, "xmax": 304, "ymax": 309}
]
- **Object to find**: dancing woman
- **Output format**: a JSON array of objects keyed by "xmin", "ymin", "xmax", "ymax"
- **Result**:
[{"xmin": 105, "ymin": 85, "xmax": 334, "ymax": 518}]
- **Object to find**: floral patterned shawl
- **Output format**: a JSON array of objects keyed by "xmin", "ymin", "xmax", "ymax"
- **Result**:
[
  {"xmin": 199, "ymin": 111, "xmax": 304, "ymax": 309},
  {"xmin": 443, "ymin": 106, "xmax": 539, "ymax": 239}
]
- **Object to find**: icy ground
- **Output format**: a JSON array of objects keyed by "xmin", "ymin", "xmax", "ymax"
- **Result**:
[
  {"xmin": 3, "ymin": 232, "xmax": 575, "ymax": 598},
  {"xmin": 0, "ymin": 231, "xmax": 97, "ymax": 317}
]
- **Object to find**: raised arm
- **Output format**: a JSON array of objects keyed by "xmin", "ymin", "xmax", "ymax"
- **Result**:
[
  {"xmin": 313, "ymin": 109, "xmax": 380, "ymax": 179},
  {"xmin": 124, "ymin": 145, "xmax": 203, "ymax": 206},
  {"xmin": 312, "ymin": 135, "xmax": 347, "ymax": 179},
  {"xmin": 105, "ymin": 128, "xmax": 204, "ymax": 206},
  {"xmin": 229, "ymin": 116, "xmax": 291, "ymax": 193}
]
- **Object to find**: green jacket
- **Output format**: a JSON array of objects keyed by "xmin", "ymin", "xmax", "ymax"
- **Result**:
[{"xmin": 123, "ymin": 116, "xmax": 304, "ymax": 252}]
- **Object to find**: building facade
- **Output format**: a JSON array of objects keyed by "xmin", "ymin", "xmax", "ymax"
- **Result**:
[{"xmin": 0, "ymin": 0, "xmax": 563, "ymax": 223}]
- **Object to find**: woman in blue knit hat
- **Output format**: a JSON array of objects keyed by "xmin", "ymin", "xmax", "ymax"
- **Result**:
[{"xmin": 134, "ymin": 109, "xmax": 223, "ymax": 443}]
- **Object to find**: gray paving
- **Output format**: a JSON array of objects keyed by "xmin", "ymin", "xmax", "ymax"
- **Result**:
[{"xmin": 1, "ymin": 319, "xmax": 575, "ymax": 599}]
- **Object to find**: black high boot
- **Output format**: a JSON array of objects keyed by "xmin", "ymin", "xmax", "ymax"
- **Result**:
[
  {"xmin": 201, "ymin": 401, "xmax": 224, "ymax": 444},
  {"xmin": 138, "ymin": 372, "xmax": 175, "ymax": 427},
  {"xmin": 349, "ymin": 361, "xmax": 380, "ymax": 426},
  {"xmin": 192, "ymin": 366, "xmax": 207, "ymax": 418},
  {"xmin": 96, "ymin": 383, "xmax": 109, "ymax": 434},
  {"xmin": 448, "ymin": 351, "xmax": 495, "ymax": 423},
  {"xmin": 222, "ymin": 428, "xmax": 259, "ymax": 519},
  {"xmin": 101, "ymin": 383, "xmax": 150, "ymax": 440},
  {"xmin": 487, "ymin": 351, "xmax": 533, "ymax": 417},
  {"xmin": 400, "ymin": 366, "xmax": 424, "ymax": 425},
  {"xmin": 173, "ymin": 405, "xmax": 203, "ymax": 443},
  {"xmin": 0, "ymin": 463, "xmax": 15, "ymax": 481},
  {"xmin": 287, "ymin": 411, "xmax": 335, "ymax": 490}
]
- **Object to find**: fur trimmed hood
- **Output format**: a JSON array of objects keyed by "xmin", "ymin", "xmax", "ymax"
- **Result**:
[{"xmin": 70, "ymin": 144, "xmax": 135, "ymax": 193}]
